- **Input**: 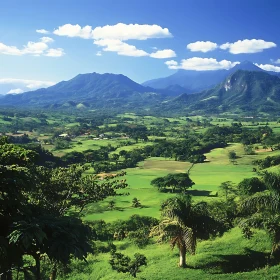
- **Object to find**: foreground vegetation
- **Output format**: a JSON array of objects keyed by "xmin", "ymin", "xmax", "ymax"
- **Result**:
[{"xmin": 1, "ymin": 108, "xmax": 280, "ymax": 279}]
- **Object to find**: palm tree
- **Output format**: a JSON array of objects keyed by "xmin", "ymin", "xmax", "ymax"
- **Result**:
[
  {"xmin": 239, "ymin": 172, "xmax": 280, "ymax": 259},
  {"xmin": 150, "ymin": 195, "xmax": 220, "ymax": 267}
]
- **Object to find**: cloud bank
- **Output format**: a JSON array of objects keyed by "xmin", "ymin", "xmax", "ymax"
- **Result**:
[
  {"xmin": 220, "ymin": 39, "xmax": 276, "ymax": 54},
  {"xmin": 53, "ymin": 23, "xmax": 174, "ymax": 58},
  {"xmin": 0, "ymin": 78, "xmax": 55, "ymax": 94},
  {"xmin": 255, "ymin": 63, "xmax": 280, "ymax": 72},
  {"xmin": 7, "ymin": 88, "xmax": 24, "ymax": 94},
  {"xmin": 165, "ymin": 57, "xmax": 239, "ymax": 71},
  {"xmin": 186, "ymin": 39, "xmax": 276, "ymax": 54},
  {"xmin": 0, "ymin": 37, "xmax": 64, "ymax": 57}
]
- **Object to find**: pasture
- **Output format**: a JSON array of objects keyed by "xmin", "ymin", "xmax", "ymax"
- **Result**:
[{"xmin": 83, "ymin": 143, "xmax": 274, "ymax": 222}]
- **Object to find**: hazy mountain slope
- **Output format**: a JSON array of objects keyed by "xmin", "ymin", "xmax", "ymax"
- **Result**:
[
  {"xmin": 163, "ymin": 70, "xmax": 280, "ymax": 114},
  {"xmin": 143, "ymin": 61, "xmax": 280, "ymax": 94},
  {"xmin": 1, "ymin": 72, "xmax": 163, "ymax": 108}
]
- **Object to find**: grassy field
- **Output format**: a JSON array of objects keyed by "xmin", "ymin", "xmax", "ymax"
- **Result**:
[
  {"xmin": 2, "ymin": 112, "xmax": 280, "ymax": 279},
  {"xmin": 72, "ymin": 142, "xmax": 280, "ymax": 280},
  {"xmin": 83, "ymin": 143, "xmax": 275, "ymax": 222},
  {"xmin": 64, "ymin": 227, "xmax": 279, "ymax": 280}
]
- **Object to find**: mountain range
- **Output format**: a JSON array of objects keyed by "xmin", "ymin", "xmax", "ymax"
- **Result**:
[
  {"xmin": 162, "ymin": 70, "xmax": 280, "ymax": 114},
  {"xmin": 143, "ymin": 61, "xmax": 280, "ymax": 94},
  {"xmin": 1, "ymin": 73, "xmax": 163, "ymax": 109},
  {"xmin": 1, "ymin": 61, "xmax": 280, "ymax": 114}
]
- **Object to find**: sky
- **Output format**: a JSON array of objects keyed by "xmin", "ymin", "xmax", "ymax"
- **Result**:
[{"xmin": 0, "ymin": 0, "xmax": 280, "ymax": 94}]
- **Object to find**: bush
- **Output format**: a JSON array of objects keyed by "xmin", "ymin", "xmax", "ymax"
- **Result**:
[{"xmin": 237, "ymin": 177, "xmax": 266, "ymax": 196}]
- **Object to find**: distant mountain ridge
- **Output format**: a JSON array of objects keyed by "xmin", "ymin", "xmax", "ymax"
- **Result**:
[
  {"xmin": 1, "ymin": 62, "xmax": 280, "ymax": 114},
  {"xmin": 142, "ymin": 61, "xmax": 280, "ymax": 94},
  {"xmin": 1, "ymin": 72, "xmax": 164, "ymax": 108},
  {"xmin": 162, "ymin": 70, "xmax": 280, "ymax": 114}
]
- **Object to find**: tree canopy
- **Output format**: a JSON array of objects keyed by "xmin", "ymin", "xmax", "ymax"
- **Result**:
[{"xmin": 0, "ymin": 138, "xmax": 128, "ymax": 279}]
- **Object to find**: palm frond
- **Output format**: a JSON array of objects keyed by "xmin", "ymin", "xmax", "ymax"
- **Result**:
[
  {"xmin": 238, "ymin": 212, "xmax": 265, "ymax": 230},
  {"xmin": 240, "ymin": 192, "xmax": 279, "ymax": 213},
  {"xmin": 182, "ymin": 226, "xmax": 196, "ymax": 255}
]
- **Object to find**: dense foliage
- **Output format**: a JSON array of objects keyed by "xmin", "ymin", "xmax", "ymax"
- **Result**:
[{"xmin": 0, "ymin": 138, "xmax": 127, "ymax": 279}]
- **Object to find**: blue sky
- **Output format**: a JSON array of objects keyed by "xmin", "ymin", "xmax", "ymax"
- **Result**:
[{"xmin": 0, "ymin": 0, "xmax": 280, "ymax": 94}]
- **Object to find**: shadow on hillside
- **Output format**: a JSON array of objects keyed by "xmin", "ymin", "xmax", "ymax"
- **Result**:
[
  {"xmin": 112, "ymin": 206, "xmax": 124, "ymax": 211},
  {"xmin": 139, "ymin": 205, "xmax": 149, "ymax": 209},
  {"xmin": 187, "ymin": 190, "xmax": 216, "ymax": 197},
  {"xmin": 194, "ymin": 249, "xmax": 270, "ymax": 274},
  {"xmin": 118, "ymin": 242, "xmax": 131, "ymax": 250}
]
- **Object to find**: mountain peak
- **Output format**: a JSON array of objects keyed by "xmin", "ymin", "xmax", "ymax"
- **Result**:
[
  {"xmin": 239, "ymin": 60, "xmax": 254, "ymax": 66},
  {"xmin": 232, "ymin": 61, "xmax": 262, "ymax": 72}
]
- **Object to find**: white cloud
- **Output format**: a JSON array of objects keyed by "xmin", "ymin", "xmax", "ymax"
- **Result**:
[
  {"xmin": 165, "ymin": 60, "xmax": 178, "ymax": 68},
  {"xmin": 254, "ymin": 63, "xmax": 280, "ymax": 72},
  {"xmin": 40, "ymin": 37, "xmax": 54, "ymax": 43},
  {"xmin": 23, "ymin": 41, "xmax": 49, "ymax": 55},
  {"xmin": 0, "ymin": 43, "xmax": 22, "ymax": 55},
  {"xmin": 36, "ymin": 29, "xmax": 50, "ymax": 34},
  {"xmin": 94, "ymin": 39, "xmax": 149, "ymax": 57},
  {"xmin": 7, "ymin": 88, "xmax": 24, "ymax": 94},
  {"xmin": 150, "ymin": 49, "xmax": 176, "ymax": 59},
  {"xmin": 165, "ymin": 57, "xmax": 240, "ymax": 71},
  {"xmin": 187, "ymin": 41, "xmax": 218, "ymax": 53},
  {"xmin": 0, "ymin": 78, "xmax": 55, "ymax": 90},
  {"xmin": 92, "ymin": 23, "xmax": 172, "ymax": 40},
  {"xmin": 54, "ymin": 23, "xmax": 172, "ymax": 57},
  {"xmin": 0, "ymin": 37, "xmax": 64, "ymax": 57},
  {"xmin": 274, "ymin": 59, "xmax": 280, "ymax": 64},
  {"xmin": 44, "ymin": 48, "xmax": 65, "ymax": 57},
  {"xmin": 220, "ymin": 39, "xmax": 276, "ymax": 54},
  {"xmin": 54, "ymin": 24, "xmax": 94, "ymax": 39},
  {"xmin": 54, "ymin": 23, "xmax": 172, "ymax": 40},
  {"xmin": 96, "ymin": 51, "xmax": 102, "ymax": 56}
]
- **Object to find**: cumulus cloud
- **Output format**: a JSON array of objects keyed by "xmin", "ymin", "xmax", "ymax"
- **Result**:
[
  {"xmin": 0, "ymin": 37, "xmax": 64, "ymax": 57},
  {"xmin": 0, "ymin": 43, "xmax": 22, "ymax": 55},
  {"xmin": 40, "ymin": 37, "xmax": 54, "ymax": 43},
  {"xmin": 54, "ymin": 23, "xmax": 172, "ymax": 57},
  {"xmin": 150, "ymin": 49, "xmax": 176, "ymax": 59},
  {"xmin": 54, "ymin": 23, "xmax": 172, "ymax": 40},
  {"xmin": 165, "ymin": 57, "xmax": 240, "ymax": 71},
  {"xmin": 274, "ymin": 59, "xmax": 280, "ymax": 64},
  {"xmin": 187, "ymin": 41, "xmax": 218, "ymax": 53},
  {"xmin": 254, "ymin": 63, "xmax": 280, "ymax": 72},
  {"xmin": 94, "ymin": 39, "xmax": 149, "ymax": 57},
  {"xmin": 220, "ymin": 39, "xmax": 276, "ymax": 54},
  {"xmin": 0, "ymin": 78, "xmax": 55, "ymax": 91},
  {"xmin": 36, "ymin": 29, "xmax": 50, "ymax": 34},
  {"xmin": 96, "ymin": 51, "xmax": 102, "ymax": 56},
  {"xmin": 92, "ymin": 23, "xmax": 172, "ymax": 40},
  {"xmin": 165, "ymin": 60, "xmax": 178, "ymax": 68},
  {"xmin": 7, "ymin": 88, "xmax": 24, "ymax": 94},
  {"xmin": 44, "ymin": 48, "xmax": 65, "ymax": 57},
  {"xmin": 54, "ymin": 24, "xmax": 94, "ymax": 39},
  {"xmin": 23, "ymin": 41, "xmax": 49, "ymax": 55}
]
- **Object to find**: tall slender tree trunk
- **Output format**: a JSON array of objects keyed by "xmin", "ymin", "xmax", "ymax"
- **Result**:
[
  {"xmin": 34, "ymin": 254, "xmax": 41, "ymax": 280},
  {"xmin": 49, "ymin": 266, "xmax": 57, "ymax": 280},
  {"xmin": 2, "ymin": 269, "xmax": 13, "ymax": 280},
  {"xmin": 179, "ymin": 246, "xmax": 187, "ymax": 268}
]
